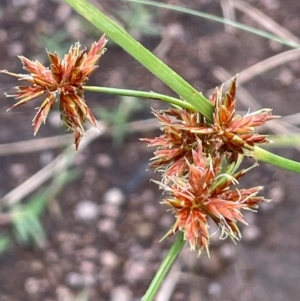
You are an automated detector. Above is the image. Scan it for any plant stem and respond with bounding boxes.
[142,232,185,301]
[253,146,300,173]
[83,86,196,111]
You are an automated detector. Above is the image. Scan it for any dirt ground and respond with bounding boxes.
[1,0,300,301]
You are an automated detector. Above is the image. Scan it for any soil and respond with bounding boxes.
[1,1,300,301]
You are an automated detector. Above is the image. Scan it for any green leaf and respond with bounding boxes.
[64,0,214,122]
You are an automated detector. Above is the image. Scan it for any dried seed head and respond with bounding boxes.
[1,35,108,149]
[142,76,275,254]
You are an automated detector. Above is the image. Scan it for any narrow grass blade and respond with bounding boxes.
[127,0,300,49]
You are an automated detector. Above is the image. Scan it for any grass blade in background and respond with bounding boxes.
[127,0,300,49]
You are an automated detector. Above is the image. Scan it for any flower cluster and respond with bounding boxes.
[1,35,108,149]
[143,78,277,254]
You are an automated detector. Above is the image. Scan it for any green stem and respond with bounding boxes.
[64,0,214,122]
[83,86,196,111]
[142,232,185,301]
[253,146,300,173]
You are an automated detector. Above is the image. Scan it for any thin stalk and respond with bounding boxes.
[142,232,185,301]
[253,146,300,173]
[83,86,196,111]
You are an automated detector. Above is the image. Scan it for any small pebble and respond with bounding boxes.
[219,243,237,264]
[199,250,223,276]
[277,68,294,86]
[7,41,24,57]
[100,204,120,219]
[40,151,54,166]
[0,29,8,42]
[80,246,98,259]
[207,282,222,300]
[96,153,113,168]
[124,260,148,284]
[21,8,37,23]
[55,3,72,22]
[30,260,44,272]
[103,188,125,206]
[9,163,26,178]
[242,225,262,244]
[110,286,132,301]
[66,272,84,288]
[56,285,74,301]
[135,222,154,239]
[74,200,99,221]
[98,219,115,233]
[48,111,62,128]
[269,184,284,204]
[80,260,95,274]
[99,251,119,269]
[24,277,49,295]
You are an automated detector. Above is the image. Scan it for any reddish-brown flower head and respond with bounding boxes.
[191,77,280,153]
[1,35,108,149]
[143,77,279,178]
[159,143,267,255]
[142,77,275,254]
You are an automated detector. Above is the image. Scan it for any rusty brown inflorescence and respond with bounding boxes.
[1,35,108,149]
[143,77,278,255]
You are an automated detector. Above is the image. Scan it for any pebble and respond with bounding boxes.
[100,204,120,219]
[74,200,99,221]
[242,225,262,244]
[99,250,119,269]
[103,188,125,206]
[207,282,222,300]
[219,243,237,264]
[158,214,174,228]
[55,3,72,23]
[0,29,7,42]
[96,153,113,168]
[277,68,294,86]
[21,7,37,23]
[80,260,95,274]
[7,41,24,57]
[79,246,98,259]
[199,250,223,276]
[39,151,54,166]
[123,260,148,283]
[135,222,154,240]
[48,111,62,128]
[56,285,74,301]
[142,203,158,220]
[30,260,44,272]
[110,286,132,301]
[9,163,26,178]
[97,219,115,233]
[66,272,84,288]
[269,184,284,204]
[24,277,49,295]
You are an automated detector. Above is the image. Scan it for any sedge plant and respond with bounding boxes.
[1,1,300,300]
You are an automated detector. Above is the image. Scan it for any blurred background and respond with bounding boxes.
[1,0,300,300]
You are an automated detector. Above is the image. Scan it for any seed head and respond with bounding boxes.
[159,144,267,255]
[1,35,108,149]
